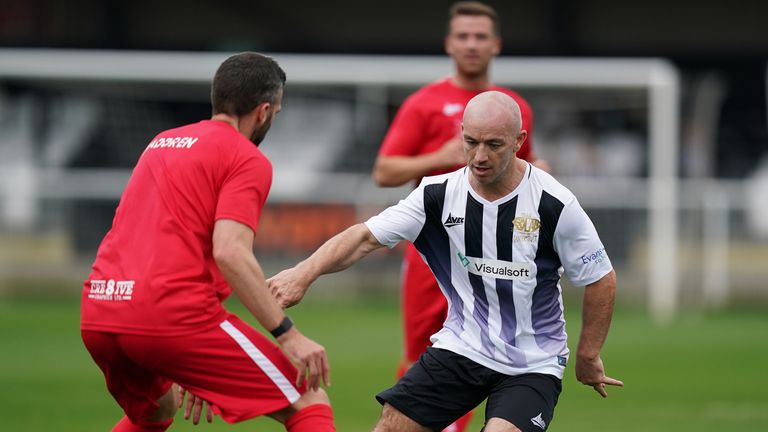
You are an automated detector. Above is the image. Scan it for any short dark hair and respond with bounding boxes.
[211,52,286,116]
[447,1,500,36]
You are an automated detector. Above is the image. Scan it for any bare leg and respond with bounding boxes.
[372,403,431,432]
[483,417,522,432]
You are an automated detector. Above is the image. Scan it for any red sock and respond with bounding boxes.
[113,415,172,432]
[442,410,474,432]
[285,403,335,432]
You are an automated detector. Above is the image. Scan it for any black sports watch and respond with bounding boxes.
[270,316,294,339]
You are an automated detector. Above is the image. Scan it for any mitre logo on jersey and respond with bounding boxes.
[88,279,134,302]
[444,213,465,227]
[442,102,464,117]
[458,253,535,280]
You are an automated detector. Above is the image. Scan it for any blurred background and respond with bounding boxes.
[0,0,767,430]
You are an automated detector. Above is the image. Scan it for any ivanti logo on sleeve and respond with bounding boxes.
[457,252,534,280]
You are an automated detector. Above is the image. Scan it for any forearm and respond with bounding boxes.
[577,270,617,359]
[295,223,383,283]
[373,154,446,187]
[217,244,285,331]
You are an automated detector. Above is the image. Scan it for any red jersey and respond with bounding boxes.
[379,77,535,182]
[81,120,272,336]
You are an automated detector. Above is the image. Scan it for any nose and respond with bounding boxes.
[473,144,489,162]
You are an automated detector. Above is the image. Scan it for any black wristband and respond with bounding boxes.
[269,316,293,339]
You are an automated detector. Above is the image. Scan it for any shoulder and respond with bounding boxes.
[403,78,453,103]
[528,165,575,206]
[493,86,532,112]
[421,167,463,185]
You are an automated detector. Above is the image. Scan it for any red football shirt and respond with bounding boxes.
[379,77,535,183]
[81,120,272,336]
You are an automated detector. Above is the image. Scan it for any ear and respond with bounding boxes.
[492,36,501,56]
[514,130,528,153]
[444,36,453,56]
[254,102,271,125]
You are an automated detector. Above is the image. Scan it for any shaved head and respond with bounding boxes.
[461,91,528,196]
[463,91,522,135]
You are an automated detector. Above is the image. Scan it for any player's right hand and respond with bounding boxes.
[268,268,309,308]
[277,327,331,391]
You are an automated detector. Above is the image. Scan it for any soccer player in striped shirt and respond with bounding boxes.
[270,91,622,431]
[374,3,548,430]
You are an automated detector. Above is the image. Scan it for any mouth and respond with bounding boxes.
[472,166,490,176]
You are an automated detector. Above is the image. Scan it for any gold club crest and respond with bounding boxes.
[512,214,540,233]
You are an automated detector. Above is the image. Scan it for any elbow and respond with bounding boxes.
[372,167,394,187]
[372,161,405,187]
[213,242,240,273]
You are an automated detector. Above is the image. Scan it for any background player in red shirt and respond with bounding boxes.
[80,53,335,432]
[372,3,550,431]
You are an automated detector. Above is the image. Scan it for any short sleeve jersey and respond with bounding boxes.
[81,120,272,336]
[379,78,535,184]
[364,165,613,378]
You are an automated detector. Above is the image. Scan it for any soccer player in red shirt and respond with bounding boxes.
[372,3,549,431]
[80,52,335,432]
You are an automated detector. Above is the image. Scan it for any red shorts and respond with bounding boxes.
[82,313,305,424]
[401,244,448,363]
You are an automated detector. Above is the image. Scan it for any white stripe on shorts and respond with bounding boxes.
[219,320,301,403]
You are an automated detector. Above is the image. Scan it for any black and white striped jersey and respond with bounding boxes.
[365,164,613,378]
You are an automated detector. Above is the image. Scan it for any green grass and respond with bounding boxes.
[1,294,767,431]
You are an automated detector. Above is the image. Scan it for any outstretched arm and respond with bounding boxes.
[575,270,624,397]
[269,223,385,308]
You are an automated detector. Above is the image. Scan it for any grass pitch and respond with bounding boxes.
[1,292,766,431]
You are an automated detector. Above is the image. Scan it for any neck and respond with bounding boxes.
[470,158,526,201]
[451,72,491,91]
[211,113,239,131]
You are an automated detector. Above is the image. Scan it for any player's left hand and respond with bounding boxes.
[268,268,309,308]
[176,384,214,425]
[575,354,624,398]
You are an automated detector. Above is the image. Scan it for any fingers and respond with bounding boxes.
[176,385,186,408]
[295,359,307,388]
[592,376,624,398]
[206,402,214,423]
[603,376,624,387]
[295,351,330,391]
[322,353,331,388]
[192,395,204,425]
[593,383,607,398]
[183,393,194,420]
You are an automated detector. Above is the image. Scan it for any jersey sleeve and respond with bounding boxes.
[364,183,427,247]
[378,95,426,156]
[215,154,273,234]
[553,197,613,286]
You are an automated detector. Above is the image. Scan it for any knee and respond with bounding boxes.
[295,387,331,408]
[268,388,331,424]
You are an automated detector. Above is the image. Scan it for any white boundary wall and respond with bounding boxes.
[0,49,681,322]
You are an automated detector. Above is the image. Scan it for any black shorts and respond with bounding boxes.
[376,347,562,431]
